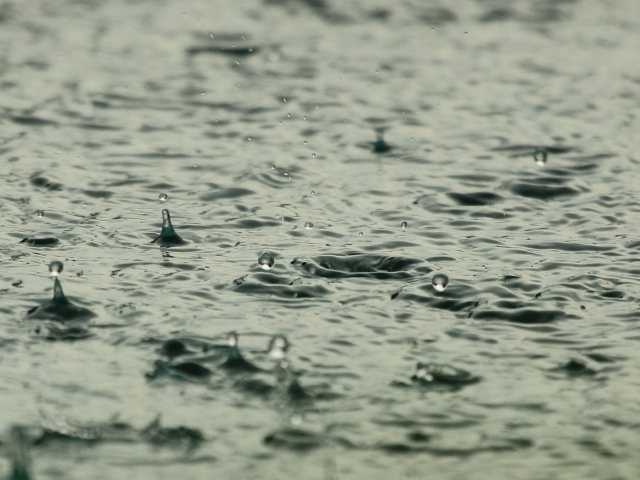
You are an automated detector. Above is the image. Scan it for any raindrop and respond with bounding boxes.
[311,153,316,157]
[49,261,63,277]
[303,141,307,145]
[284,171,289,177]
[247,137,252,141]
[209,32,214,38]
[304,222,314,229]
[310,191,316,195]
[359,232,364,236]
[464,31,468,35]
[158,193,168,202]
[36,210,44,217]
[258,251,275,270]
[432,273,449,292]
[271,164,276,170]
[534,148,548,166]
[283,98,287,103]
[431,28,434,31]
[401,221,408,229]
[268,335,290,360]
[227,331,238,347]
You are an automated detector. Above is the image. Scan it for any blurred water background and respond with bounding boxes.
[1,0,640,478]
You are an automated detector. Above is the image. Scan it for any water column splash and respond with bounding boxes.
[268,335,311,401]
[220,332,261,372]
[27,261,95,323]
[152,209,186,246]
[268,335,290,360]
[7,426,32,480]
[372,129,391,153]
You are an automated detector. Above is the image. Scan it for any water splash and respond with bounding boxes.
[48,260,63,277]
[432,273,449,292]
[220,332,261,372]
[151,209,186,246]
[373,130,391,153]
[258,251,275,270]
[6,426,32,480]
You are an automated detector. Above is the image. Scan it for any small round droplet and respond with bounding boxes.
[533,148,548,166]
[227,332,238,347]
[158,193,168,202]
[209,32,214,38]
[359,231,364,236]
[311,153,316,158]
[268,335,289,360]
[401,221,408,229]
[258,252,275,270]
[49,261,64,277]
[464,31,468,35]
[304,222,314,229]
[432,273,449,292]
[310,190,316,195]
[37,210,44,217]
[303,141,307,145]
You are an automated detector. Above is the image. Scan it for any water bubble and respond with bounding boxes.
[268,335,290,360]
[432,273,449,292]
[227,331,238,347]
[534,148,548,166]
[158,193,168,202]
[304,222,314,229]
[49,261,63,277]
[258,251,275,270]
[401,221,408,229]
[36,210,44,217]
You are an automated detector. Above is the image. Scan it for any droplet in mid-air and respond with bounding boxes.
[534,148,548,166]
[268,335,290,360]
[310,190,316,195]
[304,222,314,229]
[151,209,186,246]
[37,210,44,218]
[158,193,168,202]
[432,273,449,292]
[49,260,63,277]
[258,252,275,270]
[401,221,408,229]
[359,232,364,236]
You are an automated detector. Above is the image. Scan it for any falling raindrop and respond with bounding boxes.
[432,273,449,292]
[401,221,408,229]
[49,261,63,277]
[258,252,275,270]
[359,232,364,236]
[310,191,316,195]
[36,210,44,217]
[304,222,314,229]
[311,153,316,157]
[534,148,548,166]
[158,193,168,202]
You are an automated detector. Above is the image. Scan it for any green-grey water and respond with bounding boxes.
[1,0,640,478]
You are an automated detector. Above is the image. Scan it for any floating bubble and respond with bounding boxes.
[159,193,168,202]
[304,222,314,230]
[268,335,290,360]
[49,260,63,277]
[534,148,548,166]
[258,252,275,270]
[401,221,408,229]
[432,273,449,292]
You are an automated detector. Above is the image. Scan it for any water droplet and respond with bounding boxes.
[158,193,168,202]
[464,31,468,35]
[304,222,314,229]
[310,190,316,195]
[258,252,275,270]
[283,97,287,103]
[287,113,291,118]
[247,137,252,141]
[534,148,548,166]
[401,221,408,229]
[303,116,307,120]
[431,27,434,31]
[303,141,307,145]
[359,232,364,236]
[227,331,238,347]
[49,261,63,277]
[268,335,289,360]
[432,273,449,292]
[271,164,276,170]
[311,153,316,157]
[36,210,44,217]
[209,32,214,38]
[284,171,289,177]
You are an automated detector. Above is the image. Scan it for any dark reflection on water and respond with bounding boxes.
[1,0,640,478]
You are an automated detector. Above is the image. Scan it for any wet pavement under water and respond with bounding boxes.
[1,0,640,478]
